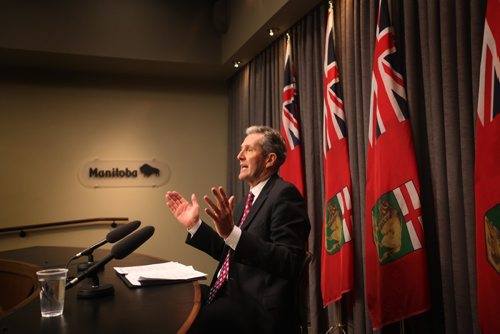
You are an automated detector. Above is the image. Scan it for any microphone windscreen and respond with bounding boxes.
[111,226,155,259]
[106,220,141,243]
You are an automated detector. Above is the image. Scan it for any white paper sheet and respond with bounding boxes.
[114,261,207,286]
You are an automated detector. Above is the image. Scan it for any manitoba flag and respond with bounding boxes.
[365,0,430,329]
[280,35,305,196]
[475,0,500,332]
[321,4,354,307]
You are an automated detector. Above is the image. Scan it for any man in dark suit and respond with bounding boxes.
[165,125,310,333]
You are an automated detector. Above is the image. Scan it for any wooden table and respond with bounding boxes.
[0,246,201,334]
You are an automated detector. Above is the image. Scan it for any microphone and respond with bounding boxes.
[66,226,155,290]
[71,220,141,260]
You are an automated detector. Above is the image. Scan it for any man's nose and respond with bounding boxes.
[237,150,244,160]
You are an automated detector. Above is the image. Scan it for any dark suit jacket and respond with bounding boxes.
[186,174,310,333]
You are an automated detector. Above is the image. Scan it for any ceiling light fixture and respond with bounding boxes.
[233,61,241,68]
[268,28,279,37]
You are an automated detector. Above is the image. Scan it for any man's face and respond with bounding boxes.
[237,133,269,187]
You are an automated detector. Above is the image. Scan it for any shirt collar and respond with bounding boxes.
[249,177,270,203]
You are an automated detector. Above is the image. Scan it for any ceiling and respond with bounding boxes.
[0,0,322,82]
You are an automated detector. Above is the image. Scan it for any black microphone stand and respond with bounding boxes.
[65,220,142,298]
[66,226,155,297]
[76,253,114,299]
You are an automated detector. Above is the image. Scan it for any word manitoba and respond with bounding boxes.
[89,167,137,178]
[88,164,160,178]
[79,159,169,188]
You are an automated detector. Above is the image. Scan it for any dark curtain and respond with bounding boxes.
[226,0,485,333]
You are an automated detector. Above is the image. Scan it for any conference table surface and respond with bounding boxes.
[0,246,202,334]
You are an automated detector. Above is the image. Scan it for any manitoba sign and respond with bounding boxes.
[78,159,170,188]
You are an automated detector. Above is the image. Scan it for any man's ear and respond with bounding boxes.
[265,153,277,168]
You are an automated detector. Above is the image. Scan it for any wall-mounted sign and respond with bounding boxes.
[78,159,170,188]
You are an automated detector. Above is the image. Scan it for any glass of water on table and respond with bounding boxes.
[36,268,68,317]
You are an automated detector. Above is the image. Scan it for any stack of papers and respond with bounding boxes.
[114,262,207,287]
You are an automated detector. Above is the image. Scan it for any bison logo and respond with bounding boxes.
[140,164,160,177]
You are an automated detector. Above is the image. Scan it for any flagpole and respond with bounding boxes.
[400,320,405,334]
[335,299,347,333]
[325,299,347,334]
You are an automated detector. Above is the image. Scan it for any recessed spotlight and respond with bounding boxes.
[233,61,241,68]
[268,28,279,37]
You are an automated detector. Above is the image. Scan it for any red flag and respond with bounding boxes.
[321,4,354,307]
[475,0,500,332]
[365,0,430,329]
[280,35,305,196]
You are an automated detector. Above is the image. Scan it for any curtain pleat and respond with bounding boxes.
[226,0,485,332]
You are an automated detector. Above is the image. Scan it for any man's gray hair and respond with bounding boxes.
[246,125,287,171]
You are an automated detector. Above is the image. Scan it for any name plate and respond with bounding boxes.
[78,159,170,188]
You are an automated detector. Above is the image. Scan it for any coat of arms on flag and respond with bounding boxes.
[325,187,352,255]
[485,204,500,274]
[371,180,423,265]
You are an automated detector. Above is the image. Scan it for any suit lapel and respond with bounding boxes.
[238,175,278,230]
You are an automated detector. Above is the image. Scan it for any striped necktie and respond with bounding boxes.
[207,192,254,303]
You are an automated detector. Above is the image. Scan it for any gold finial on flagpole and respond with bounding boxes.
[329,0,333,9]
[325,299,347,334]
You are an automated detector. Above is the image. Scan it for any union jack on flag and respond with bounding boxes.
[282,37,301,150]
[368,0,409,147]
[477,5,500,127]
[280,35,305,196]
[323,8,347,156]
